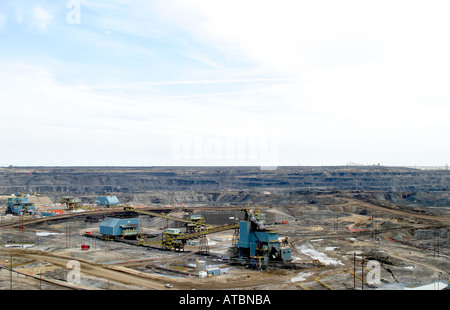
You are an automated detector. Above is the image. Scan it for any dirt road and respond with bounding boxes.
[339,197,450,225]
[0,247,295,290]
[0,248,175,290]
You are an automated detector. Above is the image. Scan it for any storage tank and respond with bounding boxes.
[196,260,207,271]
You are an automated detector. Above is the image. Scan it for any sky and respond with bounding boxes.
[0,0,449,167]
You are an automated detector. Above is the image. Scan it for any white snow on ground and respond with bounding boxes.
[4,244,34,248]
[290,271,313,282]
[377,281,448,290]
[296,243,343,266]
[35,232,61,236]
[404,281,448,290]
[325,247,338,251]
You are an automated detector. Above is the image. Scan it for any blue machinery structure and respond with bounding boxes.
[6,196,36,216]
[233,209,292,269]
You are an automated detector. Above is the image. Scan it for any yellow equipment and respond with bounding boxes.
[60,196,81,211]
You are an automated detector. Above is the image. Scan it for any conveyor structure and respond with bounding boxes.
[98,206,214,251]
[96,207,292,269]
[130,208,208,232]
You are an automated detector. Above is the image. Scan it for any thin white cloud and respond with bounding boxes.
[1,1,449,166]
[73,77,297,91]
[183,50,222,69]
[170,0,450,75]
[0,63,289,165]
[15,9,22,24]
[1,59,448,166]
[0,11,6,29]
[80,1,168,39]
[163,3,450,124]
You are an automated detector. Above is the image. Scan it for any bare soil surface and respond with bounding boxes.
[0,166,448,290]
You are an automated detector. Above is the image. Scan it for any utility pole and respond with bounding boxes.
[371,214,375,240]
[21,214,24,248]
[334,209,338,231]
[434,231,438,258]
[65,223,71,248]
[361,254,365,291]
[437,230,440,258]
[10,252,13,290]
[353,252,356,290]
[438,233,440,258]
[69,223,71,248]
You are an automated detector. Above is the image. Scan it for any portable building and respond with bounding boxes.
[96,196,120,207]
[100,217,140,237]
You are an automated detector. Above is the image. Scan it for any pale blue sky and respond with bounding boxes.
[1,0,449,167]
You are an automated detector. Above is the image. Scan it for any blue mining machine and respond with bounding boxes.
[232,209,292,269]
[6,195,36,216]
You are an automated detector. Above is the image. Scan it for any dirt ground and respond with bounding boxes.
[0,195,448,290]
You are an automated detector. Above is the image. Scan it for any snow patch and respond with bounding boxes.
[296,243,343,266]
[325,247,338,251]
[36,232,61,236]
[291,271,312,282]
[4,244,34,248]
[404,281,447,290]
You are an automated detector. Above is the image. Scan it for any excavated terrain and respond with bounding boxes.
[0,166,449,194]
[0,166,448,291]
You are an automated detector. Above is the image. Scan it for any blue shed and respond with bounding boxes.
[100,217,140,237]
[206,267,221,276]
[96,196,120,207]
